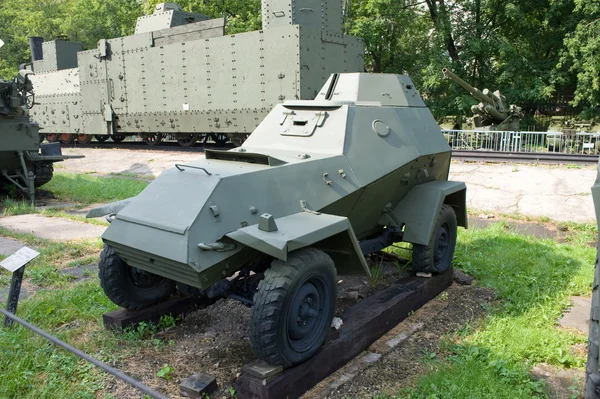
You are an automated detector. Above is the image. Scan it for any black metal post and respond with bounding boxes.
[4,265,25,328]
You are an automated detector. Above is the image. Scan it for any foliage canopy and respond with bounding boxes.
[0,0,597,117]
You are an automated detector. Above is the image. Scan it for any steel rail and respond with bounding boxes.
[0,307,170,399]
[452,150,599,165]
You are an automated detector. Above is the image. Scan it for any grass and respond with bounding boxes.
[0,228,103,287]
[0,217,595,397]
[1,198,36,216]
[41,172,148,204]
[0,282,120,399]
[388,222,595,398]
[1,172,147,220]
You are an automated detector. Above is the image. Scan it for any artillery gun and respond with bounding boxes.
[0,40,80,203]
[443,68,523,131]
[87,73,467,366]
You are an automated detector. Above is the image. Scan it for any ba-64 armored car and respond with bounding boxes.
[88,73,467,366]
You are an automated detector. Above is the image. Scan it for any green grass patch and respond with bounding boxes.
[1,198,36,216]
[41,173,148,204]
[0,282,121,399]
[0,228,102,287]
[394,222,594,398]
[0,222,594,398]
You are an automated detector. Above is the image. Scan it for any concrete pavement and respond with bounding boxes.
[59,147,597,223]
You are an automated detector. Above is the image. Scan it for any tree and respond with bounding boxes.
[143,0,261,34]
[345,0,433,75]
[561,0,600,108]
[0,0,142,78]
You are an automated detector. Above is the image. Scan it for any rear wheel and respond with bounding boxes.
[59,133,74,145]
[249,247,337,367]
[412,204,457,274]
[98,245,176,310]
[95,135,109,143]
[111,135,126,143]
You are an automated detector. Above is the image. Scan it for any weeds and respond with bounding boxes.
[1,198,35,216]
[398,222,594,397]
[41,172,147,204]
[156,364,174,380]
[369,258,384,286]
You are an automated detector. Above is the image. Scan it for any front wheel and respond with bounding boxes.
[412,204,457,274]
[249,247,337,367]
[98,245,176,310]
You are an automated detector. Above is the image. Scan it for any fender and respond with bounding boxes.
[386,180,467,245]
[226,212,371,277]
[85,199,132,219]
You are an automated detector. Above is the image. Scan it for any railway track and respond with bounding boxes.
[452,150,599,165]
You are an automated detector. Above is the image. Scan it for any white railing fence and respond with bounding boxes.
[441,130,600,154]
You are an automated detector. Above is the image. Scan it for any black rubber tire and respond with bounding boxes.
[98,245,176,310]
[33,162,54,188]
[585,243,600,398]
[412,204,457,274]
[177,282,205,298]
[95,135,109,143]
[249,247,337,367]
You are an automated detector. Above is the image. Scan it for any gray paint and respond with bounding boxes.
[28,0,364,138]
[92,73,466,289]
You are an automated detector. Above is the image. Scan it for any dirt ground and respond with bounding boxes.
[101,260,494,399]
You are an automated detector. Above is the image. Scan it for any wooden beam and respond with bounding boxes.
[103,296,213,330]
[235,269,453,399]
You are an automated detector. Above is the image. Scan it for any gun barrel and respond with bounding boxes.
[442,68,493,105]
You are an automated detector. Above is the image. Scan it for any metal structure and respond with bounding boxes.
[0,39,79,202]
[27,0,364,147]
[87,73,467,366]
[442,129,600,154]
[586,160,600,398]
[442,68,523,132]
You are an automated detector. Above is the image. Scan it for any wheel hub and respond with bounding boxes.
[128,267,163,288]
[434,222,450,263]
[286,277,329,352]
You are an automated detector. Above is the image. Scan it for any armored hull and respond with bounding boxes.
[89,73,467,366]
